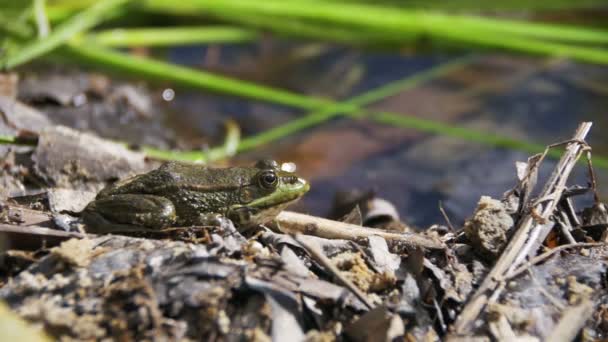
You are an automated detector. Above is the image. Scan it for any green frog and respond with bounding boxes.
[82,160,309,233]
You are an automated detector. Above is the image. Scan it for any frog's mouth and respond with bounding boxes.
[228,177,310,226]
[248,178,309,210]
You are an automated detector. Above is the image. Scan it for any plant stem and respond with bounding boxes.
[237,56,474,152]
[86,26,258,47]
[62,43,334,110]
[143,0,608,64]
[3,0,131,69]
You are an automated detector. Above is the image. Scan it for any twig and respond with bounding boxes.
[563,197,581,227]
[433,298,447,334]
[293,234,375,310]
[438,201,455,231]
[0,223,87,239]
[275,211,444,250]
[557,211,577,244]
[452,122,593,334]
[585,149,600,203]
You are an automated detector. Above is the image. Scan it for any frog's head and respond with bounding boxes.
[228,160,310,226]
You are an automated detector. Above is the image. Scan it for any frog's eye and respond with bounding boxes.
[258,170,278,189]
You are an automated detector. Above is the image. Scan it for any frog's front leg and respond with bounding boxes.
[82,194,177,233]
[190,212,233,227]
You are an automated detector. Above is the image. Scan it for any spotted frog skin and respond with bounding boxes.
[82,160,309,233]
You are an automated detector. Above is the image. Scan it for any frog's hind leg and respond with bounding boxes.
[82,194,176,234]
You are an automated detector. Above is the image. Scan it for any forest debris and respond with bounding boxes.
[365,198,400,223]
[503,242,605,281]
[110,85,152,117]
[487,303,538,328]
[453,122,593,335]
[330,191,409,232]
[19,74,87,106]
[262,231,355,258]
[0,73,18,98]
[280,247,310,277]
[0,95,52,134]
[0,300,50,342]
[367,236,400,274]
[245,277,305,341]
[50,238,96,267]
[1,203,54,228]
[546,299,594,342]
[340,205,363,225]
[331,251,396,293]
[582,202,608,226]
[295,234,375,310]
[488,313,539,342]
[1,119,607,340]
[275,211,444,250]
[33,125,147,187]
[566,275,594,305]
[463,196,514,259]
[47,188,97,213]
[344,306,404,342]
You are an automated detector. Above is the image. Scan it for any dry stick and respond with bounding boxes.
[586,149,600,203]
[439,201,456,231]
[275,211,445,250]
[0,223,88,240]
[2,210,445,249]
[452,122,593,335]
[557,211,577,244]
[293,233,375,310]
[521,143,591,259]
[546,299,594,342]
[564,197,581,226]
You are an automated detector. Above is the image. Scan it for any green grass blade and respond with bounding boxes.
[147,0,608,44]
[3,0,131,69]
[237,56,474,152]
[86,26,258,47]
[262,1,608,44]
[144,120,241,163]
[143,57,472,160]
[371,111,608,169]
[33,0,50,38]
[0,135,16,144]
[143,0,608,65]
[63,43,333,110]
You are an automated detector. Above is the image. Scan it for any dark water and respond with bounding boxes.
[164,44,608,227]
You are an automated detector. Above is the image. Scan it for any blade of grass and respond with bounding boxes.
[0,135,16,144]
[143,0,608,65]
[204,12,416,47]
[0,9,34,38]
[370,111,608,170]
[138,57,473,162]
[294,0,608,44]
[334,0,608,12]
[144,120,241,163]
[236,56,474,152]
[86,26,259,47]
[62,43,336,110]
[3,0,130,69]
[135,55,608,170]
[33,0,50,38]
[145,0,608,44]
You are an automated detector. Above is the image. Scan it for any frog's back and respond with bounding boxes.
[98,162,256,198]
